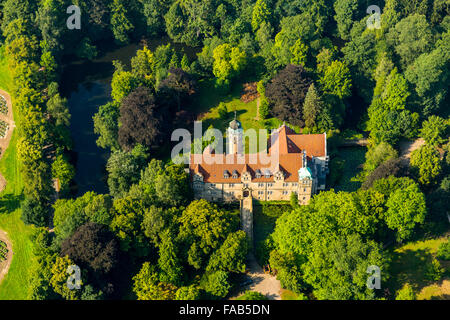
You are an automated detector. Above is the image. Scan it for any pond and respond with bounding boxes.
[60,39,198,196]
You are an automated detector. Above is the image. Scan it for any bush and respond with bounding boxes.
[362,158,407,189]
[395,283,416,300]
[237,291,268,300]
[425,259,444,281]
[363,142,398,174]
[436,240,450,261]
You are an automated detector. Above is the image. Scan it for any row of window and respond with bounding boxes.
[210,182,299,188]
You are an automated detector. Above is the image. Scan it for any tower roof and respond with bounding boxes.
[229,110,242,130]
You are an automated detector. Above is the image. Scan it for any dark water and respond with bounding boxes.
[60,39,199,196]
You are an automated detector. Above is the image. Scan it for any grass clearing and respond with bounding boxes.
[387,236,450,300]
[0,47,35,300]
[192,79,292,153]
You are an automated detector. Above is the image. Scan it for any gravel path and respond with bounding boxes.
[233,254,281,300]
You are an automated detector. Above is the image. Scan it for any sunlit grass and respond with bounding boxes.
[0,47,35,300]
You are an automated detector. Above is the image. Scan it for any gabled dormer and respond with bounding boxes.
[273,164,285,182]
[241,164,251,182]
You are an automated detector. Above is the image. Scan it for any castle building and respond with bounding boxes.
[189,118,328,205]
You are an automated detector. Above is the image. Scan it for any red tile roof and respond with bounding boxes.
[190,125,326,183]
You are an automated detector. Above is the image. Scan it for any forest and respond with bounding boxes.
[0,0,448,300]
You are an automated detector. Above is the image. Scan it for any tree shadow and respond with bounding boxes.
[0,193,23,214]
[387,248,435,293]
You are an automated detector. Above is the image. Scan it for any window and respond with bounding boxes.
[255,169,262,178]
[223,170,230,178]
[303,188,306,192]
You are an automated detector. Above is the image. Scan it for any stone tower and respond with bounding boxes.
[298,150,313,205]
[227,111,243,155]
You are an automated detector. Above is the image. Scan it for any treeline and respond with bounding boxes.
[1,6,74,226]
[268,175,430,299]
[1,0,449,300]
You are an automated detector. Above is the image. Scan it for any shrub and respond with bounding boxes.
[436,240,450,261]
[395,283,416,300]
[237,291,268,300]
[425,259,444,281]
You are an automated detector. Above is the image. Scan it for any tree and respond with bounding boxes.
[342,20,377,102]
[131,46,156,86]
[118,86,166,151]
[410,144,443,185]
[154,164,190,207]
[61,222,119,275]
[212,43,246,85]
[178,200,234,270]
[405,33,450,115]
[302,233,386,300]
[388,14,433,67]
[51,155,75,193]
[319,60,352,99]
[47,93,70,127]
[158,230,183,286]
[271,14,318,68]
[142,206,169,247]
[385,183,427,241]
[93,102,120,150]
[110,197,149,257]
[251,0,272,32]
[106,145,148,198]
[142,0,167,37]
[362,158,407,190]
[303,83,324,128]
[289,39,308,66]
[206,231,248,273]
[420,115,449,146]
[110,0,134,44]
[50,255,81,300]
[333,0,360,41]
[164,0,216,47]
[133,262,177,300]
[175,285,201,300]
[265,64,312,127]
[21,197,49,227]
[200,270,230,298]
[381,68,410,111]
[158,68,196,111]
[111,65,139,103]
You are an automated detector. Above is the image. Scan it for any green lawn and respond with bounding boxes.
[0,47,35,300]
[192,79,293,153]
[386,236,449,300]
